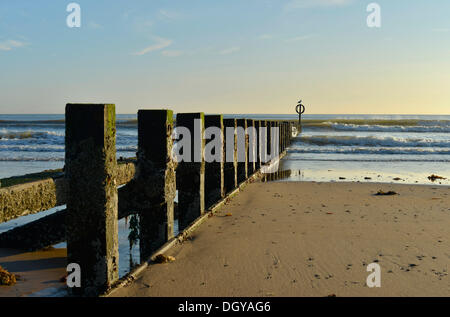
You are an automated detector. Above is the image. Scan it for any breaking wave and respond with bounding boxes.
[295,135,450,148]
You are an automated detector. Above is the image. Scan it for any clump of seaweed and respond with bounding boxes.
[0,265,16,286]
[428,174,446,182]
[154,254,176,264]
[375,190,398,196]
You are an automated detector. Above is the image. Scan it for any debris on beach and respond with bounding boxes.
[428,174,446,182]
[393,177,402,181]
[364,177,372,180]
[40,246,55,252]
[339,177,346,180]
[375,190,398,196]
[154,254,176,264]
[0,266,16,286]
[225,213,233,217]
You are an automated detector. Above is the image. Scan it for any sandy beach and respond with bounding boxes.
[0,248,67,297]
[111,181,449,297]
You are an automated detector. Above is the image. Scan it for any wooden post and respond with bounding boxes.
[176,113,205,230]
[137,110,176,261]
[65,104,119,296]
[247,119,256,176]
[267,121,272,163]
[223,119,237,193]
[236,119,248,183]
[277,122,282,154]
[204,115,224,210]
[254,120,261,171]
[259,120,267,166]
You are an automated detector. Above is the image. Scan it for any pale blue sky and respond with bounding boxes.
[1,0,449,114]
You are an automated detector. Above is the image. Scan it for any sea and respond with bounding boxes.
[1,113,449,278]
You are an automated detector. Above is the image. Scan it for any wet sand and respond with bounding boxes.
[0,248,67,297]
[111,181,449,297]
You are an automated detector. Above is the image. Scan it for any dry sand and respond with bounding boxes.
[112,181,449,297]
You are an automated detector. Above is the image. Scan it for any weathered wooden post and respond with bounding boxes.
[267,121,272,163]
[136,110,176,261]
[286,122,290,148]
[236,119,248,183]
[281,122,285,153]
[223,118,237,193]
[259,120,267,167]
[254,120,261,171]
[65,104,119,296]
[277,122,282,154]
[204,115,224,210]
[247,119,256,176]
[289,122,293,145]
[176,113,205,230]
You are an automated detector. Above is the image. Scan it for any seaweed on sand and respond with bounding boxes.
[375,190,398,196]
[0,266,16,286]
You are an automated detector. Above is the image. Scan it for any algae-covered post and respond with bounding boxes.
[254,120,261,170]
[247,119,256,176]
[236,119,248,184]
[137,110,176,261]
[266,121,272,164]
[223,118,237,194]
[176,113,205,230]
[204,115,225,210]
[259,120,267,166]
[65,104,119,296]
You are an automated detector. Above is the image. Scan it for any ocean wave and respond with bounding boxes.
[0,145,136,152]
[0,145,65,152]
[295,135,450,148]
[303,120,450,133]
[0,119,65,124]
[288,146,450,155]
[0,157,65,162]
[0,130,64,140]
[285,157,450,163]
[302,119,450,126]
[323,123,449,133]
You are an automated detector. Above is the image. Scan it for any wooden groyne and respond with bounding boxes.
[0,104,298,296]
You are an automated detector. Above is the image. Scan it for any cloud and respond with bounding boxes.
[432,28,450,33]
[161,50,183,57]
[258,34,274,40]
[0,40,27,51]
[219,46,240,55]
[285,0,353,10]
[158,9,179,20]
[88,22,102,29]
[285,34,316,42]
[133,37,172,56]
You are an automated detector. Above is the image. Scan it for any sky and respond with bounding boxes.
[0,0,449,115]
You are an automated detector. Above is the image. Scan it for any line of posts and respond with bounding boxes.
[64,104,295,296]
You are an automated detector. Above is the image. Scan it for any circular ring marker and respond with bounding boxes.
[296,104,305,115]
